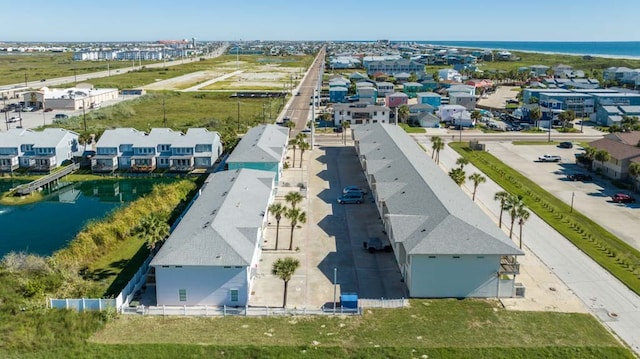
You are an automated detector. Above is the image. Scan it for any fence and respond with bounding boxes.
[49,254,153,312]
[358,298,408,308]
[49,298,116,312]
[123,305,361,317]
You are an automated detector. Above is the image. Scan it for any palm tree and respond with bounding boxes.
[285,207,306,251]
[285,191,303,209]
[470,110,482,124]
[285,120,295,133]
[398,104,410,124]
[135,212,169,251]
[628,162,640,191]
[298,140,311,168]
[516,205,530,249]
[583,146,597,165]
[529,106,542,129]
[558,110,576,130]
[594,149,610,173]
[505,194,524,239]
[288,138,299,167]
[468,173,486,201]
[341,121,350,145]
[271,257,300,308]
[448,167,466,186]
[430,135,441,159]
[621,115,639,132]
[494,191,510,229]
[268,203,286,250]
[456,157,469,169]
[431,136,445,164]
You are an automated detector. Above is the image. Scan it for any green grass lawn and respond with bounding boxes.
[64,299,632,358]
[398,123,426,133]
[3,301,622,358]
[0,53,135,86]
[449,142,640,296]
[51,91,285,135]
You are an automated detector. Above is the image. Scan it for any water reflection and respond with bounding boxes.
[0,179,161,256]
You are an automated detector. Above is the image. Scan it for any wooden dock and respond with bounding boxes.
[15,163,80,196]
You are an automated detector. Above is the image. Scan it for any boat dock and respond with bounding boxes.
[14,163,80,196]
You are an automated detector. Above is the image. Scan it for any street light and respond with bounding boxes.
[237,101,241,131]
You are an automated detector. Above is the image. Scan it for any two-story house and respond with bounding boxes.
[0,128,79,173]
[333,102,390,126]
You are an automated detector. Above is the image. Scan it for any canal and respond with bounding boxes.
[0,179,162,257]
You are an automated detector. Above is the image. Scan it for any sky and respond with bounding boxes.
[3,0,639,42]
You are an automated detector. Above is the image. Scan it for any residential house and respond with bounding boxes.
[588,132,640,179]
[151,168,276,307]
[352,124,523,298]
[364,59,424,76]
[417,92,442,109]
[226,124,289,183]
[349,72,369,82]
[355,82,377,105]
[418,78,438,91]
[92,128,222,173]
[596,105,640,127]
[394,72,412,83]
[447,84,475,96]
[451,111,475,128]
[0,128,79,172]
[329,86,348,103]
[376,82,395,97]
[438,68,462,82]
[402,82,423,98]
[438,104,467,123]
[528,65,550,77]
[386,92,409,108]
[449,93,477,111]
[333,102,390,126]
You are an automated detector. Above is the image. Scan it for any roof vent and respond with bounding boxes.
[222,191,227,196]
[421,228,426,232]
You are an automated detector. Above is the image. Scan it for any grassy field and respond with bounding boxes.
[0,298,632,358]
[0,53,139,86]
[51,91,285,135]
[425,51,640,76]
[449,142,640,297]
[82,55,311,90]
[398,123,426,133]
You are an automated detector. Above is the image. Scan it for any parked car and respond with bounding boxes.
[333,127,343,133]
[567,173,592,181]
[611,193,635,203]
[364,237,392,253]
[558,141,573,149]
[343,185,367,195]
[54,113,69,119]
[538,154,562,162]
[337,192,364,204]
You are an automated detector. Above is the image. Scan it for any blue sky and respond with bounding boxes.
[3,0,638,42]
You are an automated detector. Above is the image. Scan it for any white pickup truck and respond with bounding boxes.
[538,154,562,162]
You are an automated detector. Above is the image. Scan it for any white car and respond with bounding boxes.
[538,154,561,162]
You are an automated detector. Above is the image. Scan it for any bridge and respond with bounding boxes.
[14,163,80,196]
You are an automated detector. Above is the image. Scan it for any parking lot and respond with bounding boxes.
[250,133,407,309]
[485,141,640,251]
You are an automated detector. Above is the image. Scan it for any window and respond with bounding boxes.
[453,256,460,259]
[230,289,239,302]
[178,289,187,302]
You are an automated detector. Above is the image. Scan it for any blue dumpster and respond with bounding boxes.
[340,293,358,309]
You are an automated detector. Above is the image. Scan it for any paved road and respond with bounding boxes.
[413,134,640,356]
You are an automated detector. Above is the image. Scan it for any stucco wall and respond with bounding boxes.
[155,265,248,306]
[409,254,508,298]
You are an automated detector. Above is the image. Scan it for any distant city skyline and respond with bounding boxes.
[3,0,638,42]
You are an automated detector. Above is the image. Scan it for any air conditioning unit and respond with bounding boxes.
[515,283,526,298]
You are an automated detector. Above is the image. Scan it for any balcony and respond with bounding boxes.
[169,165,194,172]
[92,164,117,172]
[131,165,156,172]
[500,256,520,275]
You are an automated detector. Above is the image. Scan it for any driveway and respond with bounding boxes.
[250,133,407,310]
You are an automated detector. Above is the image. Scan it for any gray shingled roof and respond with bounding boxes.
[353,123,523,256]
[151,168,275,267]
[0,128,77,149]
[227,124,289,164]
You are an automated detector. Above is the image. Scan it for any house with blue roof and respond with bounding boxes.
[329,86,348,103]
[151,168,276,306]
[353,124,523,298]
[226,124,289,183]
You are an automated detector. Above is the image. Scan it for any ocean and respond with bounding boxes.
[414,41,640,59]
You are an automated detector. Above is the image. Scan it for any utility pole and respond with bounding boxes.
[24,72,28,87]
[82,99,87,132]
[237,101,240,131]
[163,95,167,127]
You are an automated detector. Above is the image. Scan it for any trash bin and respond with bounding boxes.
[340,293,358,309]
